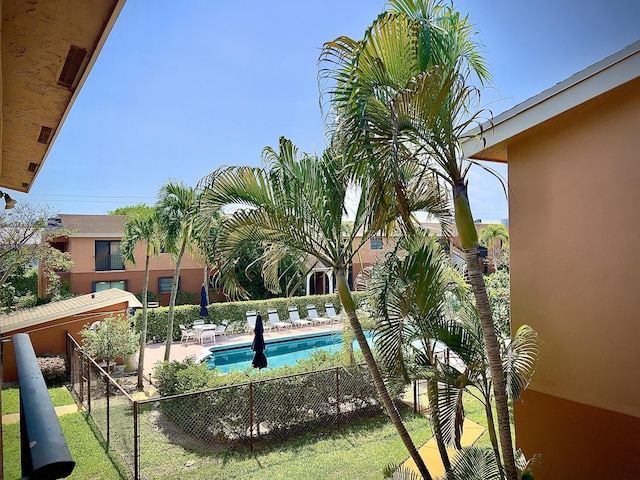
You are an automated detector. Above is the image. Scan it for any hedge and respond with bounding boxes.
[132,291,368,343]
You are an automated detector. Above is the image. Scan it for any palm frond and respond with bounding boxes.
[503,324,539,402]
[446,446,502,480]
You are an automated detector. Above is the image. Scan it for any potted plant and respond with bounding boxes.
[80,314,139,373]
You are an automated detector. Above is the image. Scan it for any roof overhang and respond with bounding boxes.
[0,288,142,335]
[0,0,126,193]
[462,40,640,162]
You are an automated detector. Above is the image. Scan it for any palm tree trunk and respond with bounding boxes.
[164,240,187,362]
[137,249,151,388]
[426,378,452,475]
[484,392,504,478]
[336,268,433,480]
[454,182,517,480]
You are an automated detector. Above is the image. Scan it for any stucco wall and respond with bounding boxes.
[508,78,640,477]
[1,301,130,382]
[60,236,204,301]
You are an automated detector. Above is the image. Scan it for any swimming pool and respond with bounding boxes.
[205,331,369,372]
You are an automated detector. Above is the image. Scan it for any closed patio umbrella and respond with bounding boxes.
[251,313,268,369]
[199,284,208,318]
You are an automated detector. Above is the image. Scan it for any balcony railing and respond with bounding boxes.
[95,254,125,271]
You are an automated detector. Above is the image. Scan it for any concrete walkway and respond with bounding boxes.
[402,418,486,477]
[2,403,83,425]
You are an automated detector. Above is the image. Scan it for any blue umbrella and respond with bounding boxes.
[199,284,208,317]
[251,313,268,369]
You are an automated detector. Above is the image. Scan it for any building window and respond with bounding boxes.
[95,240,125,271]
[93,280,126,292]
[370,237,383,250]
[159,276,179,294]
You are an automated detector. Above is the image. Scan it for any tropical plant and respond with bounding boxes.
[369,230,539,479]
[80,314,139,366]
[367,231,460,475]
[478,224,509,272]
[196,137,449,479]
[156,180,201,361]
[320,1,520,476]
[120,205,161,388]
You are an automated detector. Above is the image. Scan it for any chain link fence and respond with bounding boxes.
[67,333,382,479]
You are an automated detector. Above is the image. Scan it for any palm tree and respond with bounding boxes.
[197,137,450,480]
[368,231,459,476]
[156,180,200,362]
[320,2,519,477]
[369,231,539,479]
[120,206,161,388]
[478,224,509,272]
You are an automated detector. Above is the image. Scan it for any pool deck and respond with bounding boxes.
[142,322,345,379]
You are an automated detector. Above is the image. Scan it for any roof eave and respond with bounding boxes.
[462,39,640,162]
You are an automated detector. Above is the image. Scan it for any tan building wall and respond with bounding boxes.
[47,231,205,305]
[507,77,640,477]
[1,301,130,382]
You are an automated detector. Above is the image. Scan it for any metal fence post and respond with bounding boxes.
[335,367,340,418]
[413,380,418,413]
[106,374,110,446]
[133,400,139,480]
[249,381,254,452]
[87,357,91,414]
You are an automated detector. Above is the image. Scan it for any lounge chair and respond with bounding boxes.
[288,306,311,327]
[179,324,196,344]
[246,311,256,332]
[246,310,273,333]
[307,305,331,325]
[215,320,228,336]
[325,303,341,323]
[267,308,292,329]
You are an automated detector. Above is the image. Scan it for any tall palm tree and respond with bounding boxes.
[369,232,538,478]
[121,206,161,388]
[320,2,519,477]
[368,231,459,476]
[156,180,200,362]
[478,224,509,272]
[197,137,450,480]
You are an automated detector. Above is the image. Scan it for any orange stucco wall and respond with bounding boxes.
[1,301,130,382]
[508,78,640,476]
[55,236,204,303]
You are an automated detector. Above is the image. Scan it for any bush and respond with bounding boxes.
[37,355,67,386]
[153,351,380,446]
[133,292,366,343]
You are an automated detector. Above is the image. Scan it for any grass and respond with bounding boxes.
[137,407,435,480]
[2,385,75,414]
[1,381,497,479]
[2,412,125,480]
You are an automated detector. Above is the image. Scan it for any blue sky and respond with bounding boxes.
[17,0,640,221]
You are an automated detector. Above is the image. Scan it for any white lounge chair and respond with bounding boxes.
[215,320,228,336]
[288,306,311,327]
[267,308,292,329]
[307,305,331,325]
[325,303,341,323]
[244,310,271,333]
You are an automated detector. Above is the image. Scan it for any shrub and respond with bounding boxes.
[133,292,365,342]
[153,351,380,446]
[37,355,67,386]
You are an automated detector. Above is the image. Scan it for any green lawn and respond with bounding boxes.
[138,407,435,480]
[2,384,495,479]
[2,385,74,414]
[2,413,125,480]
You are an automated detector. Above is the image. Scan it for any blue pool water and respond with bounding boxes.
[205,331,370,373]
